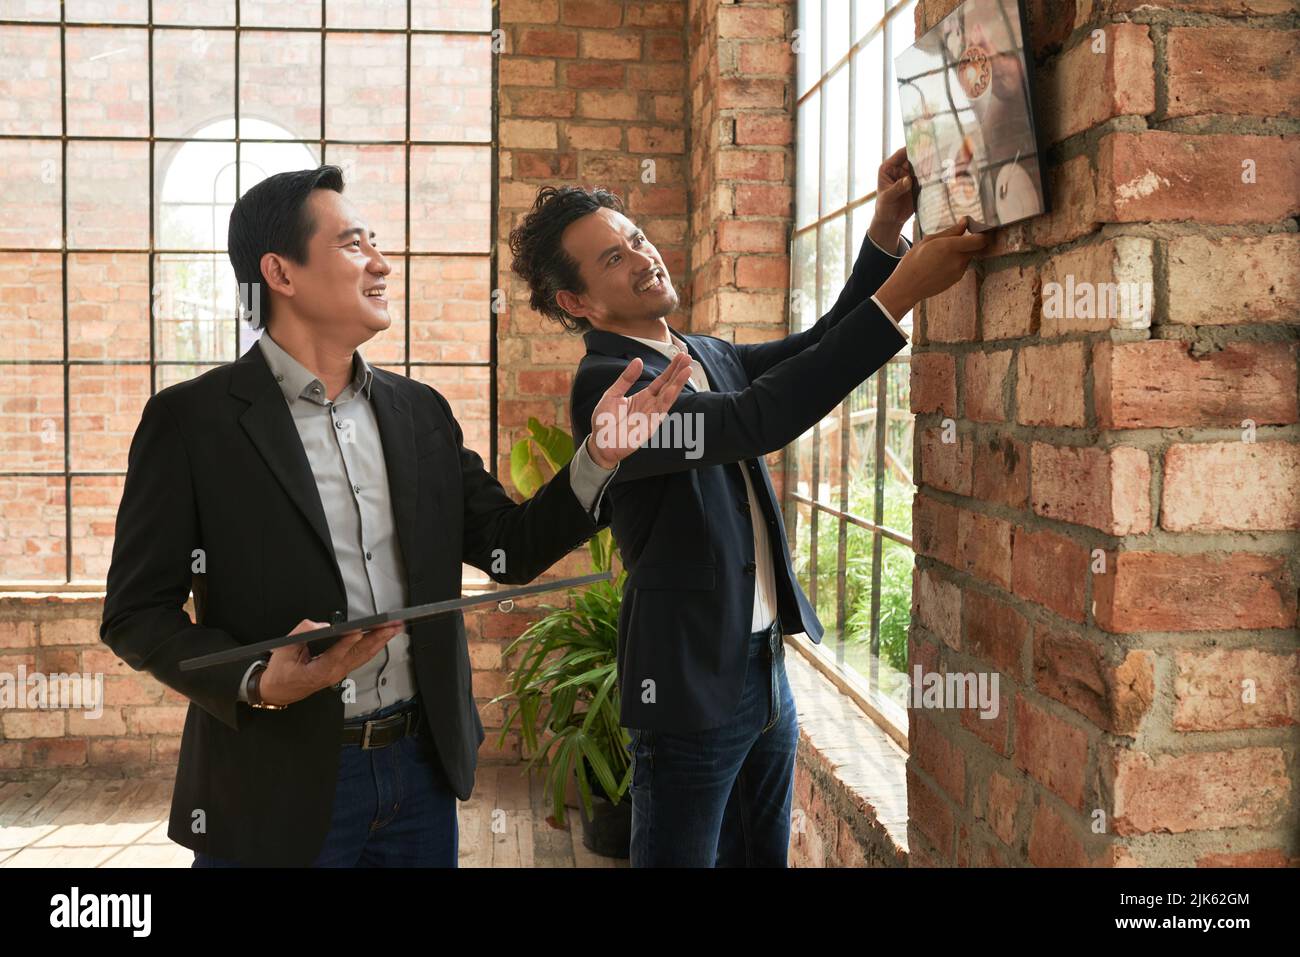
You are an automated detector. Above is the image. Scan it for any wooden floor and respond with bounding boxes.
[0,767,628,868]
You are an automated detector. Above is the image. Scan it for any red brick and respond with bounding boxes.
[983,771,1024,846]
[1033,623,1155,735]
[1094,551,1297,633]
[516,28,578,58]
[733,184,791,216]
[913,492,960,568]
[87,737,151,767]
[910,714,965,804]
[579,31,641,61]
[907,766,955,860]
[623,2,683,27]
[919,427,972,496]
[1094,340,1298,429]
[717,77,786,110]
[1166,27,1299,119]
[957,509,1013,590]
[1097,132,1300,225]
[500,58,556,87]
[963,588,1028,681]
[1162,441,1300,532]
[128,705,187,734]
[734,256,789,291]
[648,34,684,62]
[1012,527,1089,623]
[1042,24,1155,144]
[980,264,1039,341]
[563,61,625,88]
[734,114,793,146]
[1026,153,1101,249]
[576,91,639,121]
[1016,342,1086,427]
[738,41,794,76]
[717,149,784,182]
[718,6,785,39]
[1040,237,1154,336]
[922,271,977,344]
[1110,747,1289,834]
[505,89,575,118]
[716,220,785,253]
[23,737,86,768]
[1031,442,1151,535]
[910,352,956,416]
[960,681,1010,756]
[1027,800,1091,867]
[1196,849,1299,868]
[1166,234,1300,326]
[1014,697,1089,809]
[560,0,622,28]
[0,620,37,648]
[1174,648,1300,731]
[563,126,621,150]
[915,566,961,651]
[972,434,1029,510]
[500,0,559,24]
[962,349,1011,423]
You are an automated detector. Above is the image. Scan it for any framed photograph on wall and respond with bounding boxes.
[894,0,1050,235]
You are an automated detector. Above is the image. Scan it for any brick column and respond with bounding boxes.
[908,0,1299,866]
[496,0,690,480]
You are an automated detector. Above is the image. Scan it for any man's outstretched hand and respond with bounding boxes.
[588,351,694,469]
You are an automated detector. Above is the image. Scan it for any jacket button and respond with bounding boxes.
[743,561,756,575]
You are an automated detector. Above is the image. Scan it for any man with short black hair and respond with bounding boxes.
[101,165,692,867]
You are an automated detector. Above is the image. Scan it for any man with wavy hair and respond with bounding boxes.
[509,153,986,866]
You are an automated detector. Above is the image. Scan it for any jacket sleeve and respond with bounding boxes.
[430,388,597,585]
[100,392,254,732]
[571,294,908,486]
[733,230,910,380]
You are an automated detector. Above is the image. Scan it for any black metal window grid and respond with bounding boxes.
[785,0,918,736]
[0,0,498,588]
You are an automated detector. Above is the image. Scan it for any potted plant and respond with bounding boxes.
[492,418,632,858]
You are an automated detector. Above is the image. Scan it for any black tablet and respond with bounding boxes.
[178,571,613,672]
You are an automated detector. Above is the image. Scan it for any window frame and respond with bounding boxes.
[0,1,499,588]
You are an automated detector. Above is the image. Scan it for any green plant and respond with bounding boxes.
[493,418,628,827]
[794,473,914,676]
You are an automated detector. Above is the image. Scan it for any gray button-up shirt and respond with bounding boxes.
[239,331,615,719]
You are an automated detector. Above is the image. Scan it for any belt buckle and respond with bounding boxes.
[361,718,376,750]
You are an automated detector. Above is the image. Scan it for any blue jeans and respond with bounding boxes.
[192,698,459,868]
[628,623,799,867]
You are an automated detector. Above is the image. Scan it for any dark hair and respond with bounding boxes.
[508,185,625,333]
[227,165,345,330]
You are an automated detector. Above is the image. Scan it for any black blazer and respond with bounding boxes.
[101,339,600,866]
[570,235,908,734]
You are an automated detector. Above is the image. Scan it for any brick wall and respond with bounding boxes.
[907,0,1299,867]
[495,0,690,488]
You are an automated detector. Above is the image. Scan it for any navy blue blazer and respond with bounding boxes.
[570,232,910,733]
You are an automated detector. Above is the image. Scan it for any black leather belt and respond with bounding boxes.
[341,701,422,749]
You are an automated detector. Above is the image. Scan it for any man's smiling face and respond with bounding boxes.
[556,207,679,331]
[275,188,391,341]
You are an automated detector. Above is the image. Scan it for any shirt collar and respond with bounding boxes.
[258,330,373,406]
[624,328,692,361]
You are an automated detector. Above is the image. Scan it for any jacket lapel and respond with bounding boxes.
[367,372,421,590]
[230,341,341,583]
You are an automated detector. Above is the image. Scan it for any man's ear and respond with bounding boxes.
[555,289,587,320]
[260,252,293,300]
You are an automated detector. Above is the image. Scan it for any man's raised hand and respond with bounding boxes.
[588,352,694,469]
